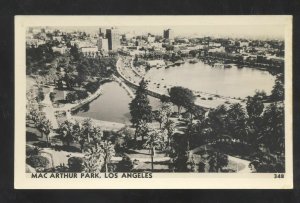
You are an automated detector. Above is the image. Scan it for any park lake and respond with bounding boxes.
[75,61,276,124]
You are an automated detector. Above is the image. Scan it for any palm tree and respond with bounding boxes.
[73,119,103,152]
[100,140,115,173]
[83,143,104,173]
[81,118,93,143]
[136,120,149,142]
[83,140,115,173]
[164,119,175,148]
[143,128,165,171]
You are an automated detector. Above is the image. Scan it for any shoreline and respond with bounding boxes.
[72,116,126,131]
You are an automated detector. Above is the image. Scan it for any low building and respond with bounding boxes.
[208,46,226,53]
[26,39,46,48]
[209,42,222,47]
[52,46,69,54]
[80,46,99,57]
[147,34,155,43]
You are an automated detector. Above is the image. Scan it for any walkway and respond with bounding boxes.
[111,74,135,99]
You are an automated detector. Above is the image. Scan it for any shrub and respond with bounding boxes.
[26,145,39,157]
[182,111,190,119]
[49,92,56,102]
[36,88,45,102]
[26,155,49,168]
[68,157,84,172]
[117,156,134,172]
[85,81,100,94]
[33,141,49,148]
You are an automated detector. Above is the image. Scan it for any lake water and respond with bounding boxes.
[75,62,276,123]
[144,62,276,98]
[75,82,160,124]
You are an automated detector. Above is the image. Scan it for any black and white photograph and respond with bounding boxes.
[14,16,293,189]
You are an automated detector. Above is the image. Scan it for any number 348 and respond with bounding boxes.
[274,174,284,178]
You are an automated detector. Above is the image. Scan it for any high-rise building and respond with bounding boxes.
[99,28,105,38]
[106,27,121,51]
[97,28,109,51]
[163,29,174,40]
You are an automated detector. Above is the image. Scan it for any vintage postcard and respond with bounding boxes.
[15,15,293,189]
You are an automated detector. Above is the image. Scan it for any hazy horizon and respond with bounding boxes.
[30,25,285,40]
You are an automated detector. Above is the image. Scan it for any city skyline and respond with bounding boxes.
[35,24,285,40]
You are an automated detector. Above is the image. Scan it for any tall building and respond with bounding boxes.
[106,27,121,51]
[97,28,109,51]
[99,28,105,38]
[163,29,174,40]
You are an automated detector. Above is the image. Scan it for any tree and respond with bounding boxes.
[160,94,170,103]
[187,104,205,121]
[36,116,52,147]
[246,94,264,143]
[250,151,284,173]
[66,91,78,103]
[100,140,115,172]
[207,152,229,172]
[171,133,189,172]
[225,103,249,142]
[68,157,84,172]
[83,140,115,173]
[260,103,284,154]
[26,155,50,169]
[70,44,80,61]
[169,86,196,114]
[271,74,284,101]
[154,103,172,129]
[76,90,89,100]
[49,92,56,102]
[36,87,45,103]
[164,119,175,148]
[117,156,134,172]
[83,143,104,173]
[73,119,103,152]
[135,120,149,142]
[143,128,165,171]
[246,95,264,119]
[85,81,100,94]
[58,120,76,147]
[129,78,152,140]
[83,119,103,143]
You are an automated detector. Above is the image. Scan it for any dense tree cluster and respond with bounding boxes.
[65,90,89,103]
[26,43,61,75]
[129,79,152,140]
[169,86,196,114]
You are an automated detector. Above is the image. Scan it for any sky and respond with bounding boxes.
[48,24,285,40]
